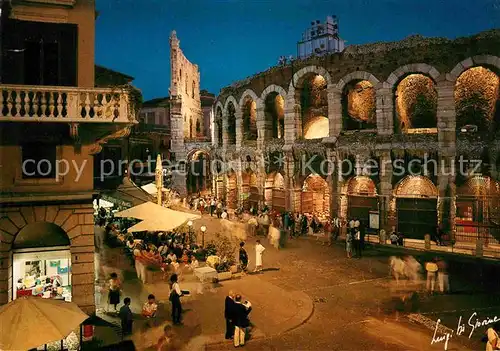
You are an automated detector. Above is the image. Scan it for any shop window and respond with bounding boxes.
[21,143,56,179]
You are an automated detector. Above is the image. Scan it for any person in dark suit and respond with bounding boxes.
[233,295,252,347]
[224,291,236,339]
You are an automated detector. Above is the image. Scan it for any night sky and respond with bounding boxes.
[95,0,499,100]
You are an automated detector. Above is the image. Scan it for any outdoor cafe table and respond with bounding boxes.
[194,266,217,283]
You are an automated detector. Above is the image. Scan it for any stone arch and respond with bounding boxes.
[336,71,380,91]
[239,89,261,108]
[301,174,330,216]
[225,99,237,145]
[261,84,287,102]
[385,63,441,89]
[13,222,69,250]
[187,149,211,195]
[214,104,224,146]
[224,95,239,114]
[288,65,333,95]
[262,86,286,140]
[395,175,438,198]
[264,171,286,211]
[449,55,500,82]
[215,101,224,114]
[346,176,378,196]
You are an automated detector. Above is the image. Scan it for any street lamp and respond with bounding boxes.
[187,220,193,243]
[200,225,207,248]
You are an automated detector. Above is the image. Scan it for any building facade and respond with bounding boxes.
[0,0,136,314]
[212,29,500,244]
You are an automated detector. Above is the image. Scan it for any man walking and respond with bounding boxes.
[239,242,249,273]
[224,291,236,340]
[425,258,439,293]
[119,297,133,338]
[436,257,449,293]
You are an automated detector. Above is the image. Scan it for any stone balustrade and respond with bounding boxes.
[0,84,135,123]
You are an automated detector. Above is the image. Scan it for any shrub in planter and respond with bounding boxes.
[193,249,207,262]
[205,243,217,256]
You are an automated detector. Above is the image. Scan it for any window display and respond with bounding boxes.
[13,249,71,301]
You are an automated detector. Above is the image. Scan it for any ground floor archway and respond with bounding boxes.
[455,176,500,243]
[242,171,259,210]
[301,174,330,217]
[395,175,438,239]
[187,150,211,196]
[346,176,378,229]
[226,171,238,209]
[264,172,286,213]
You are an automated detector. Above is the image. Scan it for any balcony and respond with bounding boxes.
[0,84,136,123]
[135,123,170,134]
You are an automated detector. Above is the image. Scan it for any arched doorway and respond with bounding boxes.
[12,222,72,301]
[226,171,238,209]
[301,174,330,216]
[395,175,438,239]
[341,79,377,131]
[187,150,211,195]
[242,171,259,210]
[346,176,378,229]
[456,176,500,243]
[265,172,286,212]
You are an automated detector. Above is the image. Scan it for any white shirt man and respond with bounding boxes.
[349,219,355,229]
[221,211,228,220]
[354,219,360,229]
[254,241,265,272]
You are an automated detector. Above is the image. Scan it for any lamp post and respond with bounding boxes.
[187,220,193,243]
[200,225,207,248]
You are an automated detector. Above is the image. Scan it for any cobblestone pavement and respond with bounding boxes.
[96,213,498,350]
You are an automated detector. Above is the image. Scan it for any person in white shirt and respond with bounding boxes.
[221,210,228,220]
[169,274,184,325]
[166,251,177,263]
[142,294,158,318]
[254,240,265,272]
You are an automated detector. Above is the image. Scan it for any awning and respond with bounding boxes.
[101,178,153,208]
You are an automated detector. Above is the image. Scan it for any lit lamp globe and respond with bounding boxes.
[187,220,193,227]
[200,225,207,248]
[200,225,207,233]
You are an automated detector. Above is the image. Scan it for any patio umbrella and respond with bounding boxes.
[0,296,89,350]
[126,212,200,233]
[114,201,171,220]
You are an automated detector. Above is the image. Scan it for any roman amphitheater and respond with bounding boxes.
[200,29,500,242]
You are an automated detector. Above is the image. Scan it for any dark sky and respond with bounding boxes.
[95,0,499,100]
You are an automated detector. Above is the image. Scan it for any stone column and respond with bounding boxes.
[437,78,456,158]
[236,160,243,208]
[235,109,243,152]
[284,93,298,145]
[256,105,265,150]
[379,151,393,233]
[375,85,393,135]
[437,156,456,239]
[283,150,293,211]
[222,110,229,151]
[170,97,187,197]
[328,86,342,138]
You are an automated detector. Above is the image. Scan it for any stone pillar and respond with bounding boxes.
[437,78,456,158]
[328,86,342,137]
[379,151,393,233]
[235,109,243,152]
[283,150,294,211]
[256,105,265,149]
[437,156,456,239]
[375,85,393,135]
[326,149,338,219]
[236,160,243,208]
[222,110,229,150]
[284,93,298,145]
[170,97,187,197]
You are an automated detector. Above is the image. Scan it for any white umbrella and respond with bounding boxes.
[114,201,169,220]
[0,296,88,350]
[127,213,200,233]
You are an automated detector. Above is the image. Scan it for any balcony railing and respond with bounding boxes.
[0,84,135,123]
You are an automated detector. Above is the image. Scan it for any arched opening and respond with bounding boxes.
[241,171,259,210]
[226,171,238,209]
[394,74,437,133]
[242,97,257,141]
[226,101,236,145]
[346,176,378,229]
[297,74,329,139]
[264,172,286,212]
[456,176,500,243]
[187,150,211,196]
[342,80,376,130]
[301,174,330,216]
[455,66,500,132]
[264,93,285,139]
[12,222,72,301]
[395,175,438,239]
[215,106,223,145]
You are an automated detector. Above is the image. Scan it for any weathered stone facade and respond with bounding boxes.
[212,29,500,242]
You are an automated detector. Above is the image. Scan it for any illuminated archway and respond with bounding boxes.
[242,171,259,209]
[345,176,378,227]
[341,80,376,130]
[394,74,437,133]
[294,73,330,139]
[455,66,500,131]
[301,174,330,216]
[394,175,438,239]
[263,93,285,139]
[226,171,238,209]
[241,97,257,141]
[456,176,500,243]
[187,150,211,195]
[264,172,286,212]
[13,222,70,250]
